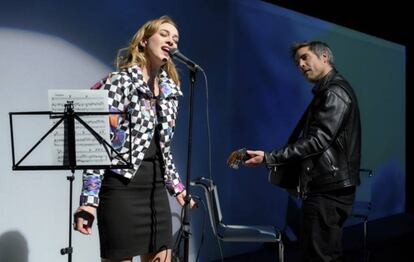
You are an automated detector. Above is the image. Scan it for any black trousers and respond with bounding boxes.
[301,186,355,262]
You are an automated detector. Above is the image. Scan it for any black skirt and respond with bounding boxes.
[97,139,172,259]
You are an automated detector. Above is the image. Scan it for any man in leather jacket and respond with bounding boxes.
[245,41,361,261]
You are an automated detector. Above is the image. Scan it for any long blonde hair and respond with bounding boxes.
[116,15,180,85]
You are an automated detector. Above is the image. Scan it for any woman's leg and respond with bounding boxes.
[101,258,132,262]
[141,249,172,262]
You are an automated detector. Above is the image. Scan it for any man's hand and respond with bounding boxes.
[244,150,265,166]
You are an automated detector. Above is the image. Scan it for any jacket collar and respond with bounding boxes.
[312,68,337,95]
[127,65,183,98]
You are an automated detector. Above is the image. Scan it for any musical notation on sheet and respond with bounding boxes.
[48,89,111,166]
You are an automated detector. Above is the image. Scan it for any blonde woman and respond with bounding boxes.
[74,15,195,262]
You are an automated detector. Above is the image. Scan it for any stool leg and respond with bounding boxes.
[363,218,368,262]
[277,241,284,262]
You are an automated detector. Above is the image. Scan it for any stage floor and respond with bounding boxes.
[218,213,414,262]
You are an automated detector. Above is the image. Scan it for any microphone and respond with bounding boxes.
[168,48,200,71]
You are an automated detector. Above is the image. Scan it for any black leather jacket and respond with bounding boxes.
[265,69,361,195]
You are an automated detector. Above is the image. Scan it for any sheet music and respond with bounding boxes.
[48,89,111,165]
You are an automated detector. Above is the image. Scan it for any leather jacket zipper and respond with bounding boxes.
[298,166,311,199]
[325,150,338,174]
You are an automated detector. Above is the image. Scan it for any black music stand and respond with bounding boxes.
[9,101,132,262]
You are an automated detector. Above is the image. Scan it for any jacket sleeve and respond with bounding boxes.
[265,86,351,167]
[162,98,185,196]
[80,169,105,207]
[163,148,185,196]
[80,73,132,206]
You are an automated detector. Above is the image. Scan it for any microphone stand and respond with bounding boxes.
[182,68,197,262]
[177,67,197,262]
[169,48,201,262]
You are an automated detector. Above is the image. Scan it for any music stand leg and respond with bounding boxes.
[60,171,75,262]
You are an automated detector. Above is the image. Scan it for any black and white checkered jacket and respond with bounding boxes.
[80,65,184,207]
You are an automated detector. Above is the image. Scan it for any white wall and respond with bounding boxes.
[0,28,115,261]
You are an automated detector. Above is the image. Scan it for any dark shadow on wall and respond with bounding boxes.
[0,230,29,262]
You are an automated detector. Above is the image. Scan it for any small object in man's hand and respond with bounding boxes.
[227,148,250,169]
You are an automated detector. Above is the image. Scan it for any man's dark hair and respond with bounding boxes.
[290,41,335,66]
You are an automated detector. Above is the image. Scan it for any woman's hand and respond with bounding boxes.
[73,205,96,235]
[176,190,197,208]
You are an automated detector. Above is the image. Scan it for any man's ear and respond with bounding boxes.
[321,52,329,63]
